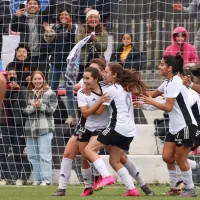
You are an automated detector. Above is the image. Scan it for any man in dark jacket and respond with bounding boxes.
[0,67,31,184]
[10,0,56,80]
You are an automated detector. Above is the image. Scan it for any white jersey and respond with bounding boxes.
[158,75,197,135]
[103,83,136,137]
[77,82,109,132]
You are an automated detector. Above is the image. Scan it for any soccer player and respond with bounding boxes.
[139,55,198,197]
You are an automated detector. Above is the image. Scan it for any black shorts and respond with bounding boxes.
[97,128,133,151]
[78,128,103,142]
[165,124,198,147]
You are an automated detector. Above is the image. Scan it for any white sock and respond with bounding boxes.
[168,170,178,188]
[117,167,135,190]
[124,159,145,187]
[181,168,194,189]
[175,165,183,183]
[58,158,73,189]
[187,159,197,169]
[93,158,110,178]
[92,164,100,176]
[81,168,92,188]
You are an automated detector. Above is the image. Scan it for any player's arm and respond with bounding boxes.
[183,75,200,94]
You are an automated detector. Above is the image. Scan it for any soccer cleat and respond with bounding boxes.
[141,184,155,196]
[51,189,66,196]
[94,176,115,191]
[122,188,140,196]
[80,187,94,196]
[173,181,185,191]
[179,187,197,197]
[93,175,102,190]
[161,188,182,196]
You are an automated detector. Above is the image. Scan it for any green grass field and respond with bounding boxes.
[0,186,199,200]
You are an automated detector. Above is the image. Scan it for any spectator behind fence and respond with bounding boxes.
[110,33,143,70]
[6,44,37,88]
[10,0,56,80]
[23,71,57,186]
[43,8,77,126]
[0,67,31,185]
[75,9,108,81]
[0,0,11,69]
[74,0,111,25]
[174,1,200,56]
[164,27,199,68]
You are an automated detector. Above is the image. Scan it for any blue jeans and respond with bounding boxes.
[26,133,53,183]
[49,64,76,117]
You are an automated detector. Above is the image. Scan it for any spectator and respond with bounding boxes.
[6,44,37,88]
[10,0,56,80]
[164,27,199,68]
[174,1,200,56]
[0,67,30,185]
[43,8,77,125]
[0,0,11,69]
[75,9,108,81]
[23,71,57,186]
[110,33,143,70]
[74,0,111,26]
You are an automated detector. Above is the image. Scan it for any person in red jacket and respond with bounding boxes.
[164,27,199,68]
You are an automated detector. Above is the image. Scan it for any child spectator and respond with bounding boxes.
[110,33,143,70]
[23,71,57,186]
[164,27,199,68]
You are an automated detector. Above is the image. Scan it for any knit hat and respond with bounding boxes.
[86,9,100,20]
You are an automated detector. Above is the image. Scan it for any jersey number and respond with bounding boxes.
[125,94,132,111]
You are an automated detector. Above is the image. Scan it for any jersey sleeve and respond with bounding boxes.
[103,86,116,106]
[157,81,165,93]
[77,89,87,107]
[166,77,182,98]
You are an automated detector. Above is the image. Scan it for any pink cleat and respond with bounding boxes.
[80,187,94,196]
[94,176,115,191]
[93,175,102,190]
[122,188,140,196]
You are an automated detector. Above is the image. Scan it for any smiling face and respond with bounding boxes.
[87,15,100,28]
[103,66,115,84]
[174,32,186,44]
[26,0,40,14]
[16,48,28,61]
[32,73,44,90]
[122,34,132,47]
[59,11,71,24]
[159,58,172,77]
[83,71,98,89]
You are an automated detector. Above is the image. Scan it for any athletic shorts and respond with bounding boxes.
[165,124,198,147]
[78,128,103,142]
[97,128,133,151]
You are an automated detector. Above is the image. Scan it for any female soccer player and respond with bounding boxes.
[84,62,147,196]
[139,55,198,197]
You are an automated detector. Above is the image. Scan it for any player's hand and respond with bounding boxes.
[101,93,110,103]
[140,93,154,105]
[173,1,184,11]
[133,101,144,108]
[182,75,191,87]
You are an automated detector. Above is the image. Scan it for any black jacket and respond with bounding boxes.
[110,45,143,70]
[48,24,76,66]
[10,0,56,54]
[75,0,111,23]
[1,85,27,126]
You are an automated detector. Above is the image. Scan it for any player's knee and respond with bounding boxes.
[162,154,174,164]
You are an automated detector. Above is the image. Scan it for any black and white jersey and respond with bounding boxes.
[158,75,197,135]
[77,82,109,132]
[103,83,136,137]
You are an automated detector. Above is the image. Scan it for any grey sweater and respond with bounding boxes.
[23,88,58,137]
[183,0,200,13]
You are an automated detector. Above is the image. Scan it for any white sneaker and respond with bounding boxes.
[16,179,23,186]
[0,179,6,186]
[32,181,40,186]
[40,181,51,186]
[65,116,77,125]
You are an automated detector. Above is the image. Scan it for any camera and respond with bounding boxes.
[9,76,17,82]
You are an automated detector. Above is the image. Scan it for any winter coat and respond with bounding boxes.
[110,45,143,70]
[164,27,199,66]
[23,88,58,137]
[75,24,108,67]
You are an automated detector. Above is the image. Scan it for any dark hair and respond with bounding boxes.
[107,62,146,93]
[163,54,184,75]
[84,67,101,81]
[27,0,40,6]
[90,58,106,70]
[121,33,133,42]
[15,44,31,60]
[189,62,200,77]
[6,65,16,72]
